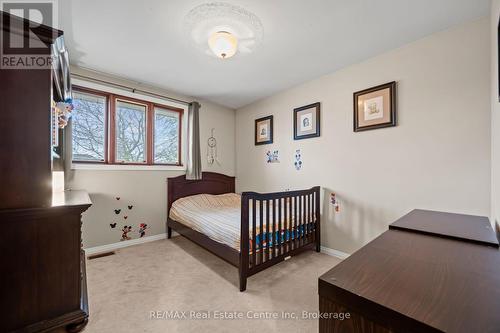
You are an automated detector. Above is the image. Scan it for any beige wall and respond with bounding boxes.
[235,18,491,254]
[492,1,500,228]
[69,68,236,248]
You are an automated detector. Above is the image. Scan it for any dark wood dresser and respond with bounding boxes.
[0,191,91,333]
[0,11,91,333]
[318,209,500,333]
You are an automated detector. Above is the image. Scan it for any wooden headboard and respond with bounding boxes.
[167,172,236,213]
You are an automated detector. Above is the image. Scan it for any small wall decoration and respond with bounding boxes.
[330,193,341,212]
[266,150,279,163]
[109,196,147,242]
[121,226,132,241]
[207,128,220,165]
[294,149,303,170]
[255,115,273,145]
[138,223,148,238]
[354,81,396,132]
[293,102,320,140]
[54,99,74,129]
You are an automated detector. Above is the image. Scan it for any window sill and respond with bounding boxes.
[71,163,186,172]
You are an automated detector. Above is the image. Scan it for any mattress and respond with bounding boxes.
[169,193,310,251]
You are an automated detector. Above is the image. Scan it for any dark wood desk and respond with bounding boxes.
[390,209,498,248]
[319,210,500,333]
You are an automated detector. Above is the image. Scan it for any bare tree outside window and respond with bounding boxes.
[72,92,106,161]
[155,108,179,164]
[71,88,182,166]
[115,101,146,163]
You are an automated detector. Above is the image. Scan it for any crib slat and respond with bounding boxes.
[305,194,309,243]
[271,199,275,259]
[278,198,282,256]
[299,195,303,247]
[293,196,297,250]
[288,196,292,252]
[252,199,256,268]
[259,199,264,265]
[301,195,304,244]
[265,199,270,261]
[308,193,311,243]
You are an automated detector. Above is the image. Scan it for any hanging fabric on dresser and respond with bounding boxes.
[186,102,202,180]
[51,36,74,188]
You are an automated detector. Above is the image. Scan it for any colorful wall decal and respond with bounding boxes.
[109,196,149,242]
[330,193,341,212]
[294,149,303,170]
[266,150,279,163]
[138,223,148,238]
[121,226,132,241]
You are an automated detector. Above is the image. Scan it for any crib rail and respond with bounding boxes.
[239,186,321,291]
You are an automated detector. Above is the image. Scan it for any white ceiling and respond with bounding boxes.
[59,0,490,109]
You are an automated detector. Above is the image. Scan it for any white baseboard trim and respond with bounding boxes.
[84,233,167,256]
[84,233,349,260]
[320,246,350,260]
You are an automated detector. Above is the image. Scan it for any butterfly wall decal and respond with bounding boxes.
[110,223,117,228]
[116,197,120,200]
[114,209,121,214]
[123,216,128,220]
[128,205,133,210]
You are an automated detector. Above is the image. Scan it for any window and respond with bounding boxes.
[115,100,147,163]
[154,107,180,164]
[71,87,183,167]
[72,91,107,162]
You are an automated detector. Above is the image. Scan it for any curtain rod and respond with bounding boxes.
[71,73,192,106]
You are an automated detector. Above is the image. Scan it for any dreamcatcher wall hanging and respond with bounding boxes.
[207,128,220,166]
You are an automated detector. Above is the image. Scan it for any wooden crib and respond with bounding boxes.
[167,172,321,291]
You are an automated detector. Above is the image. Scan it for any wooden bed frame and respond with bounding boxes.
[167,172,321,292]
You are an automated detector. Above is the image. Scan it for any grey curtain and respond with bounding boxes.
[51,36,73,189]
[186,102,202,180]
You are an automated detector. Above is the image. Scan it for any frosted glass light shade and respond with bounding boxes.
[208,31,238,59]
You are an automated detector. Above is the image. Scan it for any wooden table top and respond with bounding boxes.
[319,229,500,332]
[52,190,92,208]
[389,209,498,248]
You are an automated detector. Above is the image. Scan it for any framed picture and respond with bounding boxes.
[354,81,396,132]
[293,102,320,140]
[255,115,273,145]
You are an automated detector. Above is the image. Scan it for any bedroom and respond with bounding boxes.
[0,0,499,332]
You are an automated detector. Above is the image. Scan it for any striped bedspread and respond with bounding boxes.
[169,193,309,251]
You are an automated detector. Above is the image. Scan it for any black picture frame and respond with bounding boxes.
[353,81,397,132]
[293,102,321,140]
[254,115,273,145]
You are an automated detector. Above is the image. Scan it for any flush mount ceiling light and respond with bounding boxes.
[208,31,238,59]
[184,2,263,59]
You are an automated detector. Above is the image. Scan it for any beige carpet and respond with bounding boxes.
[83,236,341,333]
